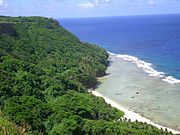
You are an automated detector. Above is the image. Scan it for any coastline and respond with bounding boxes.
[89,89,180,134]
[108,52,180,84]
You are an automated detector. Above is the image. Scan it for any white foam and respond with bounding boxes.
[91,90,180,134]
[108,52,180,84]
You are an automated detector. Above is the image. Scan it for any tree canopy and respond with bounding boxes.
[0,16,173,134]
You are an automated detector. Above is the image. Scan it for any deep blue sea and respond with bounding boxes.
[58,15,180,131]
[58,14,180,80]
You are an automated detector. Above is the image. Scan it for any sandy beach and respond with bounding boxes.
[90,90,180,134]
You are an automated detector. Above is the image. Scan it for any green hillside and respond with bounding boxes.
[0,16,173,134]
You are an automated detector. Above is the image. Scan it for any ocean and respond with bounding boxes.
[58,14,180,131]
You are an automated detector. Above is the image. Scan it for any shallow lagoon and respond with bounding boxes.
[95,54,180,131]
[60,14,180,132]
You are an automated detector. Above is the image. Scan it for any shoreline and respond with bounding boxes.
[108,52,180,84]
[89,90,180,134]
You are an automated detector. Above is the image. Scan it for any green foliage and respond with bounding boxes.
[81,119,175,135]
[48,115,82,135]
[0,16,174,135]
[4,96,52,132]
[0,109,30,135]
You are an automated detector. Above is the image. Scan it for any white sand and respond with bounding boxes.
[90,90,180,134]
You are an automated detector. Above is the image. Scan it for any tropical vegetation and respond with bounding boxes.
[0,16,174,134]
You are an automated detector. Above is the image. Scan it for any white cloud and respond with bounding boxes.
[78,2,94,8]
[95,0,98,6]
[149,0,155,5]
[105,0,109,2]
[0,0,3,6]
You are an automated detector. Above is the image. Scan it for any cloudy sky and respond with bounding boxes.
[0,0,180,18]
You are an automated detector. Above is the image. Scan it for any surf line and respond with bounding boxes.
[108,52,180,84]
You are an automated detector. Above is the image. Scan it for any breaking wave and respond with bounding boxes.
[109,52,180,84]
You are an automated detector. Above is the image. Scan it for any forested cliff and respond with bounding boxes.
[0,16,173,135]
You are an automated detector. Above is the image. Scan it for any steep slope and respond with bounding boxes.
[0,16,173,135]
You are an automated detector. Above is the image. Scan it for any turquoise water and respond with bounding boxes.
[59,14,180,131]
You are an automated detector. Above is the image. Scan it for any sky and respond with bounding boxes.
[0,0,180,18]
